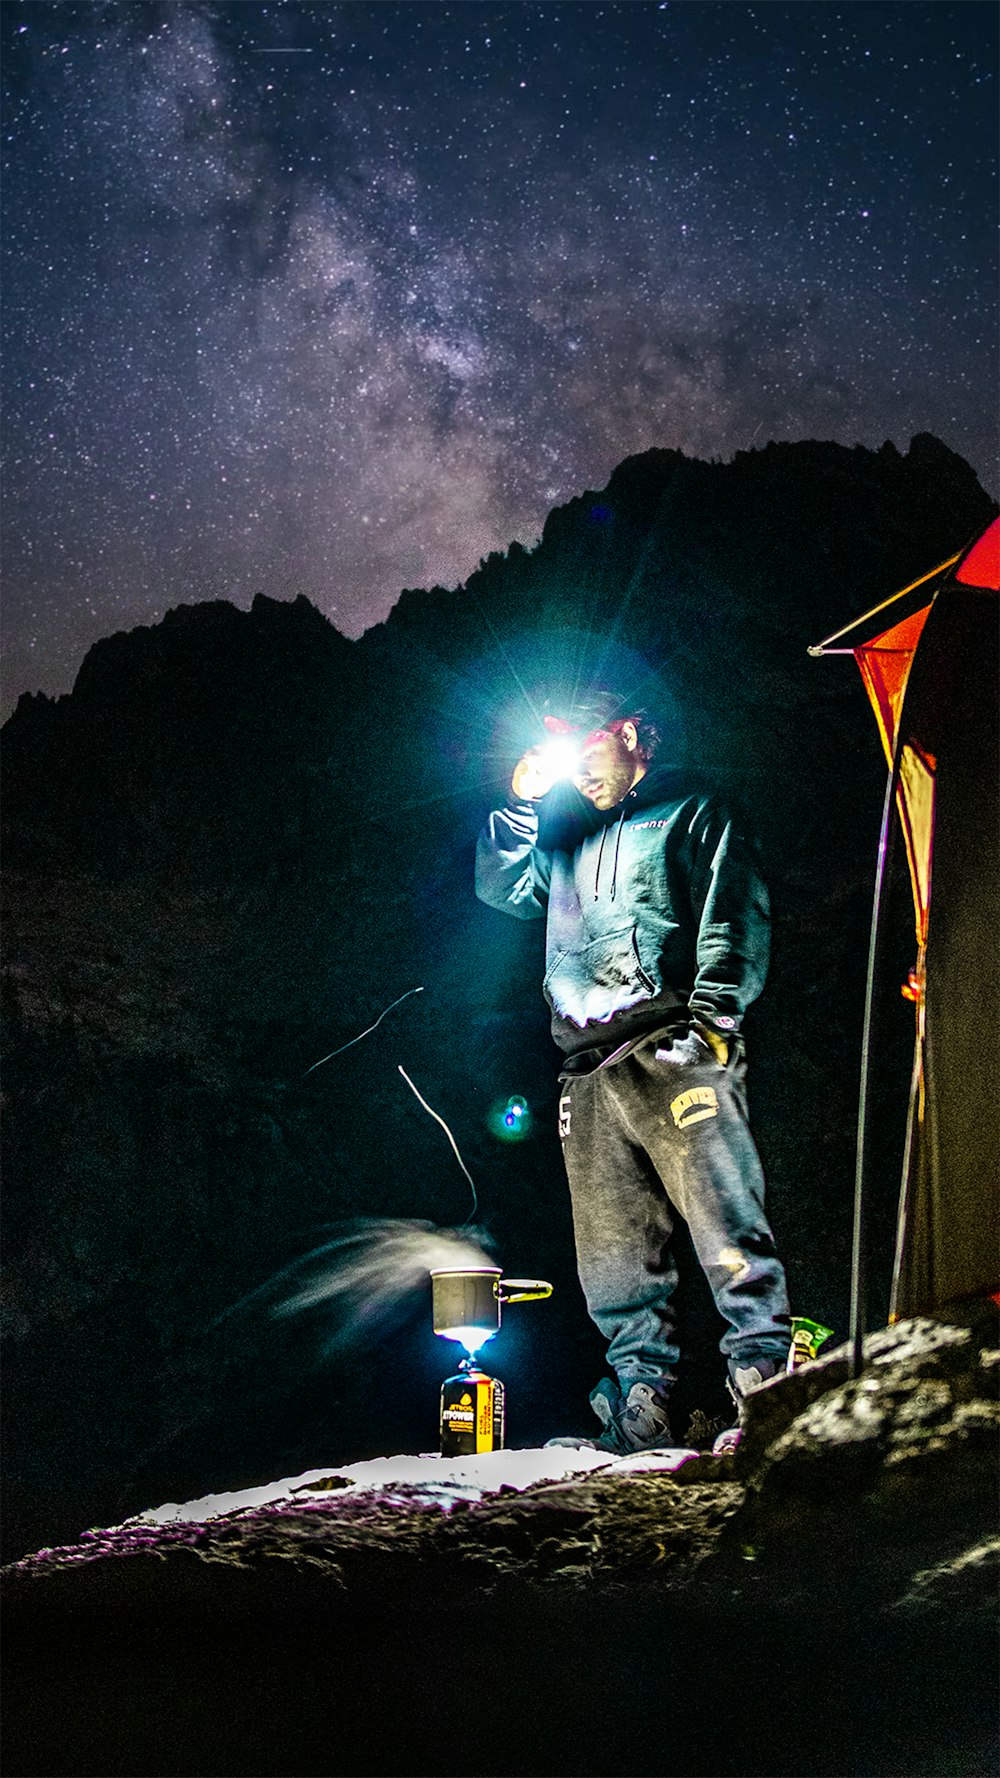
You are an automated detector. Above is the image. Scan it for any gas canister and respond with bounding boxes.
[439,1359,505,1456]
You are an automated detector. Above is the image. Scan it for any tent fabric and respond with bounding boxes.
[848,519,999,1320]
[954,515,999,589]
[894,739,935,954]
[887,579,1000,1317]
[853,605,936,949]
[853,605,934,769]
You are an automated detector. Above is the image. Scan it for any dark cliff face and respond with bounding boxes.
[2,434,995,1561]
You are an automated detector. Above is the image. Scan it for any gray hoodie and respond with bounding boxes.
[475,766,769,1056]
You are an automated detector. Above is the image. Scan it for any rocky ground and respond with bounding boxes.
[3,1314,997,1777]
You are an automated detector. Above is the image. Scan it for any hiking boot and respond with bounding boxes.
[604,1379,675,1454]
[712,1358,785,1455]
[546,1376,674,1455]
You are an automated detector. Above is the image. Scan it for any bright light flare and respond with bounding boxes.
[438,1324,498,1358]
[539,734,581,780]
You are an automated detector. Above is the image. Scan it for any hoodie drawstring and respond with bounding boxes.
[594,793,634,901]
[609,804,628,901]
[593,824,609,900]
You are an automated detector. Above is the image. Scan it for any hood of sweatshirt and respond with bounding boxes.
[535,763,689,855]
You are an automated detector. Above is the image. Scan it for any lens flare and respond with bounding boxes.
[487,1094,533,1142]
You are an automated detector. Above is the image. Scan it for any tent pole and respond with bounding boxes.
[851,752,902,1378]
[808,551,960,656]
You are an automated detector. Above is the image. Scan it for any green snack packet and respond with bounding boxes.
[787,1316,834,1371]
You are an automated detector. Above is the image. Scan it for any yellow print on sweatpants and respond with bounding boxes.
[670,1085,719,1129]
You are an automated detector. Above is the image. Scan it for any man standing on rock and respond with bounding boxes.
[475,695,791,1453]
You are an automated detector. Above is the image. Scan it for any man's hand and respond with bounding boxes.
[511,747,559,801]
[654,1023,730,1068]
[693,1021,730,1067]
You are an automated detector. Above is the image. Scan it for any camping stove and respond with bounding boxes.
[430,1267,552,1456]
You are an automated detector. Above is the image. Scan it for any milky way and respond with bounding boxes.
[2,1,996,710]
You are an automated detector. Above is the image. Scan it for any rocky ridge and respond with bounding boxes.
[4,1316,997,1776]
[7,1315,996,1619]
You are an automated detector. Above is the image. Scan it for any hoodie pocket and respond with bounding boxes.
[544,931,647,1002]
[543,924,653,1011]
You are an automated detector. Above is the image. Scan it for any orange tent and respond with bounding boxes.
[812,518,999,1327]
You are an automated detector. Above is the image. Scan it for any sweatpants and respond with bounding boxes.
[558,1026,791,1389]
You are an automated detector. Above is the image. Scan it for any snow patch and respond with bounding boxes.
[136,1443,699,1525]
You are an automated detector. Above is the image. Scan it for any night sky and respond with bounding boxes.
[2,1,996,713]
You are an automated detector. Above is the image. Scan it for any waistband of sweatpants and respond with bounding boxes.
[558,1020,689,1079]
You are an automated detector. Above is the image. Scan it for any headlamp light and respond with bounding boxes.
[538,734,581,780]
[539,715,582,780]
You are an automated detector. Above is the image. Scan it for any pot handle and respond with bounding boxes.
[494,1278,553,1304]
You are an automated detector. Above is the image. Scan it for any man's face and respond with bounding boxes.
[573,723,646,810]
